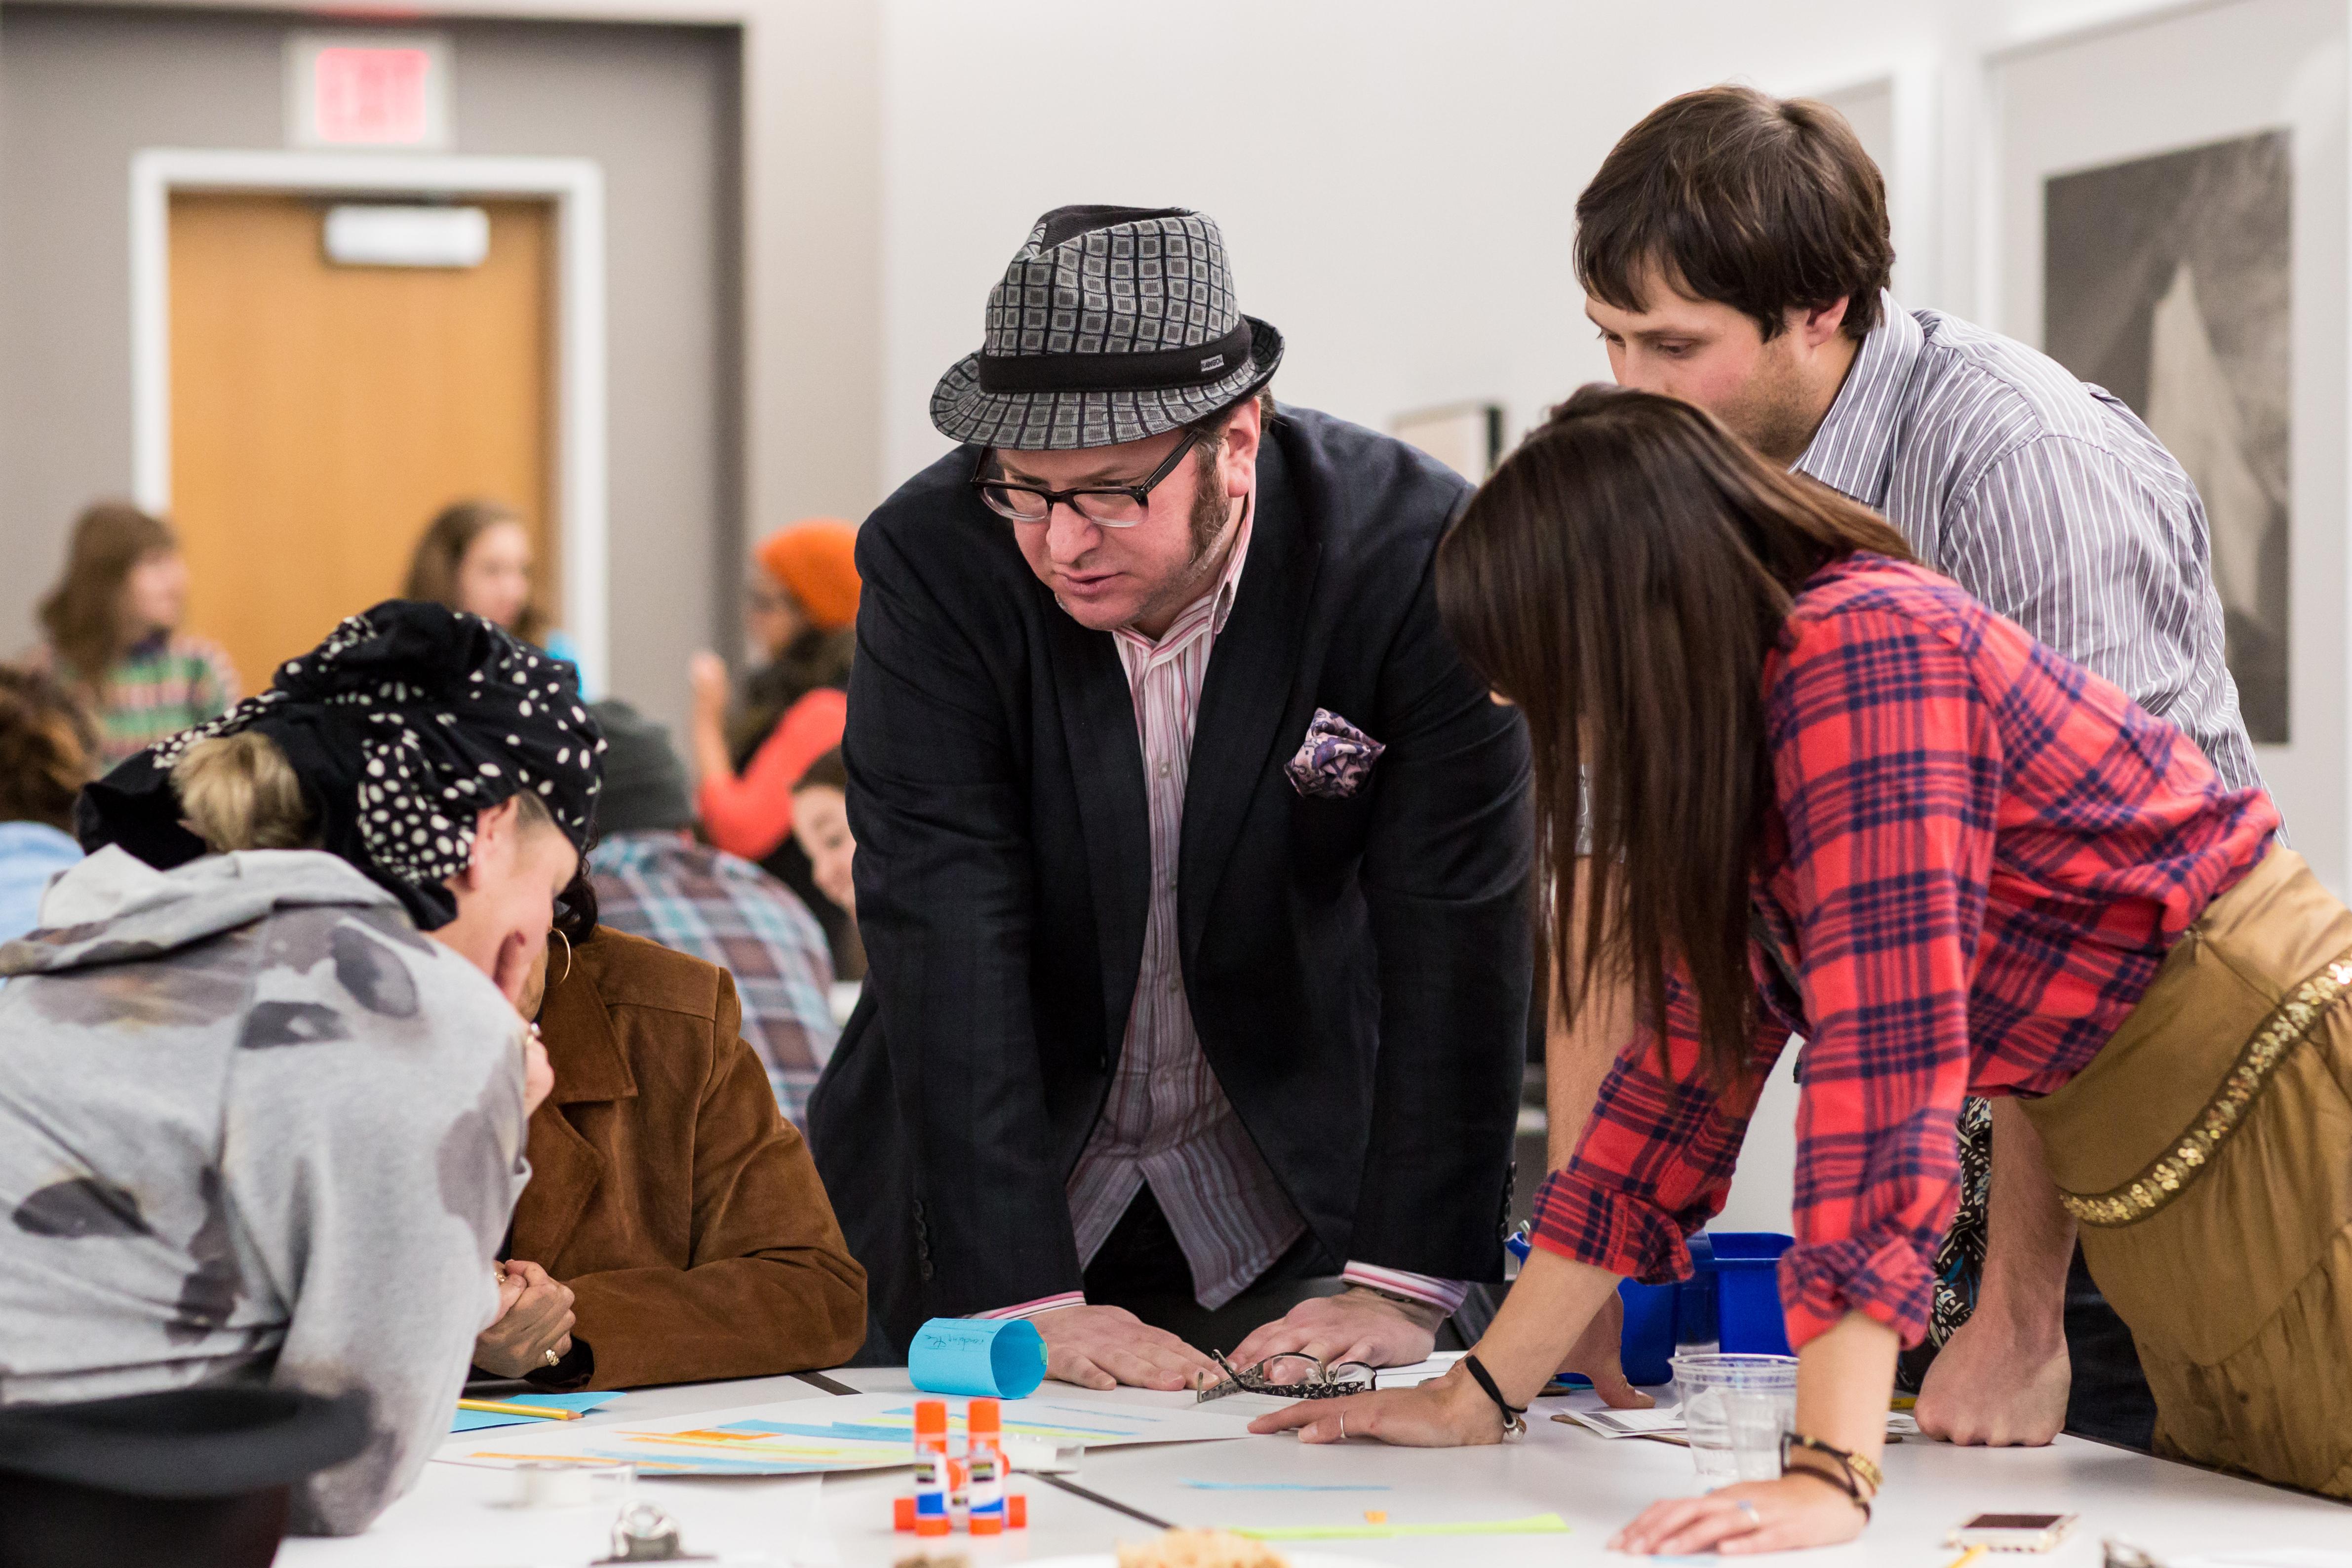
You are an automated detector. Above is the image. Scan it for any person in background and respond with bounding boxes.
[789,749,855,921]
[0,602,598,1535]
[404,499,586,676]
[1254,387,2340,1542]
[1552,84,2269,1450]
[586,699,843,1126]
[690,519,860,970]
[481,873,866,1390]
[0,668,95,942]
[694,518,860,781]
[27,502,237,768]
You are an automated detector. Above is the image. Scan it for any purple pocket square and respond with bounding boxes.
[1286,709,1385,799]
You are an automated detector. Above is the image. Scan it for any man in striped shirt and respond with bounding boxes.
[1558,86,2268,1449]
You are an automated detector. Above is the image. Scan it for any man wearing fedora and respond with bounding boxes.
[808,205,1537,1390]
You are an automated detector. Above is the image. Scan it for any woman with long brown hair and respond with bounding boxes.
[1252,386,2345,1547]
[28,502,237,767]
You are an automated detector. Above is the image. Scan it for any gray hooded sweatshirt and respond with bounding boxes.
[0,847,530,1534]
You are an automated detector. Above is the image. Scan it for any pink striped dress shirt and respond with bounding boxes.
[982,502,1468,1323]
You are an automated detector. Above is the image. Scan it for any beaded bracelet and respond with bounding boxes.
[1781,1432,1880,1521]
[1784,1432,1883,1494]
[1780,1463,1873,1521]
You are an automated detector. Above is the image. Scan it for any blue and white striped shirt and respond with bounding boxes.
[1796,294,2266,800]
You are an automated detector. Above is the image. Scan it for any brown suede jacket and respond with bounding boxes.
[509,928,866,1388]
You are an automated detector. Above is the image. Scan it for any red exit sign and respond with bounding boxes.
[287,33,451,150]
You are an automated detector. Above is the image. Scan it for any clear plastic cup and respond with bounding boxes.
[1670,1351,1797,1486]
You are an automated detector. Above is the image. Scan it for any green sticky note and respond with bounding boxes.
[1230,1512,1572,1541]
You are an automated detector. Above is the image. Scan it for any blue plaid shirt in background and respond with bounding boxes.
[588,830,838,1127]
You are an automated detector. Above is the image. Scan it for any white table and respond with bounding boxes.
[279,1367,2349,1568]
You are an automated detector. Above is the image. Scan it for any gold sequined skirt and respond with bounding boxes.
[2020,846,2352,1498]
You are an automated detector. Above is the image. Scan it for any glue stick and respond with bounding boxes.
[966,1398,1006,1535]
[912,1400,951,1536]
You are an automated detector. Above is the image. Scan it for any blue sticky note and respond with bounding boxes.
[451,1392,623,1433]
[907,1317,1047,1399]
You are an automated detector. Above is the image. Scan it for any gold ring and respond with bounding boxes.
[544,1347,562,1369]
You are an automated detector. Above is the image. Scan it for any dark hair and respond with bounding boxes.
[793,747,848,795]
[404,500,546,645]
[0,666,98,830]
[1575,85,1892,344]
[1435,384,1913,1087]
[729,628,856,765]
[38,502,179,697]
[554,862,599,944]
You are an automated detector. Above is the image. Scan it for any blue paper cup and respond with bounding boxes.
[908,1317,1048,1400]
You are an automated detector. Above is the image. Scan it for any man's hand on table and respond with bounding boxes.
[1228,1287,1443,1371]
[1915,1302,2070,1446]
[1033,1304,1218,1392]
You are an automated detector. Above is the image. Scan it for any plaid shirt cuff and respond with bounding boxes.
[975,1293,1086,1321]
[1528,1165,1693,1286]
[1781,1234,1936,1351]
[1340,1262,1469,1315]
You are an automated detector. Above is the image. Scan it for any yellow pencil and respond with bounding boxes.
[1943,1546,1988,1568]
[457,1398,582,1421]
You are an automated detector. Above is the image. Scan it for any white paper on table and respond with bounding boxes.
[435,1390,1255,1477]
[2173,1555,2352,1568]
[1562,1407,1691,1439]
[1369,1351,1464,1387]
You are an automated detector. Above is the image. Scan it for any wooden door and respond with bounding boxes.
[168,193,553,693]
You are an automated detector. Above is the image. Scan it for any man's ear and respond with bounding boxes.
[1798,295,1852,350]
[1218,397,1264,496]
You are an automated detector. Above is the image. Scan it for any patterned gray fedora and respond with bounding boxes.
[930,204,1284,451]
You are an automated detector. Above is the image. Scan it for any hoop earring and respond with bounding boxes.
[552,927,573,985]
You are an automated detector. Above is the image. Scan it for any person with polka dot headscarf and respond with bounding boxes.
[0,601,604,1537]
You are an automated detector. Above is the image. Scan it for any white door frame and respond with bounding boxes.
[129,148,609,694]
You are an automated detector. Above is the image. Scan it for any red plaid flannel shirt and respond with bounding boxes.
[1531,555,2278,1350]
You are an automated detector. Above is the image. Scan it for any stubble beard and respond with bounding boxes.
[1720,341,1824,468]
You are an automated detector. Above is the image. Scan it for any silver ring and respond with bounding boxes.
[1337,1413,1347,1441]
[1737,1501,1761,1523]
[544,1347,562,1368]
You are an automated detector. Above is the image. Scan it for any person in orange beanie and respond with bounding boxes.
[690,520,862,973]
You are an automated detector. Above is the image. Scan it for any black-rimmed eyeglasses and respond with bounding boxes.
[971,428,1206,527]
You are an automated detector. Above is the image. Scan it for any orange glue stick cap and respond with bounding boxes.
[913,1399,948,1451]
[968,1399,1002,1446]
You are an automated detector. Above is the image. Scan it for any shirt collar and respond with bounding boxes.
[1793,291,1922,508]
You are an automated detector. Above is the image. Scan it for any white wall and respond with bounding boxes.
[878,0,2239,1236]
[876,0,2187,483]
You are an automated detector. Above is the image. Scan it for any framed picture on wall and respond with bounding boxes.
[1392,402,1505,480]
[1993,0,2348,892]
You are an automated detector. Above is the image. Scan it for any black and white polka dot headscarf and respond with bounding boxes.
[79,601,605,930]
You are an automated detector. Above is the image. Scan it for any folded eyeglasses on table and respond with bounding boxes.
[1194,1350,1378,1403]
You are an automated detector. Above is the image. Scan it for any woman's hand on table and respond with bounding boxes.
[474,1259,576,1378]
[1610,1472,1868,1556]
[1227,1286,1443,1372]
[1247,1363,1506,1446]
[1557,1286,1654,1409]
